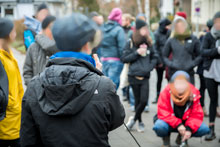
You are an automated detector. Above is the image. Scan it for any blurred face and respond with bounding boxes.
[43,22,54,40]
[9,27,16,41]
[214,18,220,31]
[166,24,171,30]
[36,9,49,22]
[93,16,104,26]
[175,21,186,34]
[140,26,149,36]
[173,79,188,94]
[122,17,130,27]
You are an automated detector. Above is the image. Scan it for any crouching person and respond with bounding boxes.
[20,13,125,147]
[153,71,210,147]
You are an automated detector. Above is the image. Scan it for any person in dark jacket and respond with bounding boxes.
[121,19,158,132]
[153,71,209,147]
[23,15,58,86]
[202,11,220,141]
[99,8,126,89]
[152,18,171,104]
[20,13,125,147]
[163,16,202,83]
[197,19,213,117]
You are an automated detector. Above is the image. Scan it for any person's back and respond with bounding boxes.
[20,13,125,147]
[100,20,125,58]
[23,16,58,86]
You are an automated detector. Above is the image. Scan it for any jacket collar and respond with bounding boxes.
[50,51,96,67]
[47,56,103,76]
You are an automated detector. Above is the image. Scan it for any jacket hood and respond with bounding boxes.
[159,18,171,34]
[37,58,103,116]
[103,21,120,32]
[35,34,59,56]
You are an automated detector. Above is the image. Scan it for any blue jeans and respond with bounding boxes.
[102,60,123,90]
[153,119,210,137]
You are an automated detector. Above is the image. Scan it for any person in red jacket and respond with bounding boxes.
[153,71,209,147]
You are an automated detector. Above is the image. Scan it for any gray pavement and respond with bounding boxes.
[12,49,220,147]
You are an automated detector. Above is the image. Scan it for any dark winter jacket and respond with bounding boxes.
[23,34,59,86]
[154,19,171,65]
[201,32,220,70]
[163,35,202,76]
[99,21,126,58]
[20,58,125,147]
[0,60,8,121]
[121,39,158,80]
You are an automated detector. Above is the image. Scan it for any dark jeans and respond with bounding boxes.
[206,78,219,123]
[131,79,149,122]
[156,67,164,99]
[0,139,20,147]
[199,74,206,107]
[153,119,210,137]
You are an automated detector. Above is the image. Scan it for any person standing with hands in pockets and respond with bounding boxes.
[121,19,158,133]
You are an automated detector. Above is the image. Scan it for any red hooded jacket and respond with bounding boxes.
[157,84,203,133]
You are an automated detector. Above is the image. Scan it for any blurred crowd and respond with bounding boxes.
[0,3,220,147]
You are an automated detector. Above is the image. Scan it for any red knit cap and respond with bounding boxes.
[176,12,187,19]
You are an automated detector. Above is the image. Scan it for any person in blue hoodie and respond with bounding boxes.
[99,8,126,89]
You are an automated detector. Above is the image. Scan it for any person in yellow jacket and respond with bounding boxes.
[0,18,24,147]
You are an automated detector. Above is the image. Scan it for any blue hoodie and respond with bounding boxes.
[99,21,126,58]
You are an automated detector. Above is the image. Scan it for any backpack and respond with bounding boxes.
[23,29,36,50]
[0,60,9,121]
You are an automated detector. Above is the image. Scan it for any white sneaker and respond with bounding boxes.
[144,106,149,112]
[137,122,145,133]
[125,116,136,131]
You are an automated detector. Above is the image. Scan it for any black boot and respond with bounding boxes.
[205,125,216,141]
[162,135,170,147]
[152,93,159,104]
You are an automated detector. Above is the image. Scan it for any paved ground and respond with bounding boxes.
[12,48,220,147]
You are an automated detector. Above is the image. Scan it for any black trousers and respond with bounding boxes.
[199,74,207,107]
[0,139,20,147]
[206,78,219,123]
[131,79,149,122]
[156,67,164,99]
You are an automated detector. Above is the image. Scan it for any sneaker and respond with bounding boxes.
[137,122,145,133]
[144,106,149,112]
[130,105,135,112]
[125,116,136,131]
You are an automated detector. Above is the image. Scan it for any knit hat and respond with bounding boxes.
[52,13,100,52]
[136,19,147,30]
[0,18,14,38]
[176,12,187,19]
[42,15,56,29]
[206,19,213,30]
[108,8,122,25]
[213,11,220,21]
[170,71,190,82]
[37,3,48,13]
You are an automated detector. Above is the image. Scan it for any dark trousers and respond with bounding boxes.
[0,139,20,147]
[199,74,206,107]
[131,79,149,122]
[206,78,219,123]
[156,67,164,100]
